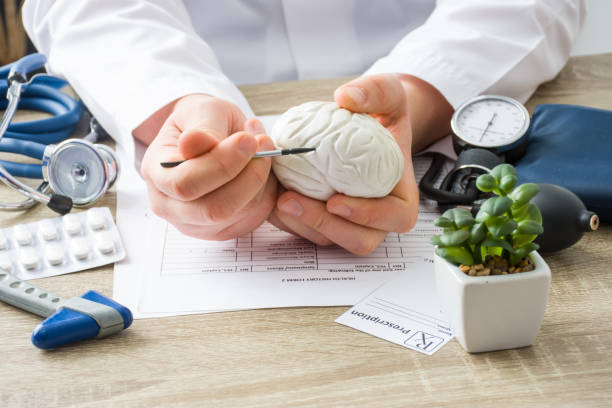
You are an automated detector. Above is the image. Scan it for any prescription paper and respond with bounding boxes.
[113,115,453,318]
[335,261,453,355]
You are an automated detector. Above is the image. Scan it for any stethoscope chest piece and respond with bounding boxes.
[42,139,119,206]
[0,53,121,214]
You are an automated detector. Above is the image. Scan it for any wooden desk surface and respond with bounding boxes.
[1,54,611,408]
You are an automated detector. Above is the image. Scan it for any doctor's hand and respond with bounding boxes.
[269,74,453,254]
[139,94,277,240]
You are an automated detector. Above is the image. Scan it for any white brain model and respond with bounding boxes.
[271,101,404,201]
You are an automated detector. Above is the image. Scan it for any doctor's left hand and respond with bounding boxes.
[269,74,423,255]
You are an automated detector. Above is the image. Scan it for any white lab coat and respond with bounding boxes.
[22,0,584,152]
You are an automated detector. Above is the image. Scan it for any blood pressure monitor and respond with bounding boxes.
[451,95,530,162]
[419,95,531,207]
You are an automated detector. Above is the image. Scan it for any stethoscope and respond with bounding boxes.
[0,53,119,215]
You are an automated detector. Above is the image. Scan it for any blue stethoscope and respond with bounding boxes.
[0,54,119,214]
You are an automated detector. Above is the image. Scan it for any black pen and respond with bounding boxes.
[160,147,316,168]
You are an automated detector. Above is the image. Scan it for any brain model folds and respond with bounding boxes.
[270,101,404,201]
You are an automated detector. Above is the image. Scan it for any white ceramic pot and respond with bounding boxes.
[434,251,551,353]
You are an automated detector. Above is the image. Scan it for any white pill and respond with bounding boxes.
[14,225,33,246]
[87,210,106,230]
[45,244,64,266]
[39,219,58,241]
[0,232,7,250]
[19,248,39,270]
[63,214,82,235]
[71,238,89,260]
[95,232,115,254]
[0,253,12,272]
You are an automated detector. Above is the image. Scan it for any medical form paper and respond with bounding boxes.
[335,262,453,355]
[113,115,453,318]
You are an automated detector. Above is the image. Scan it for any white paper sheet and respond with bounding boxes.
[335,262,453,355]
[113,115,451,318]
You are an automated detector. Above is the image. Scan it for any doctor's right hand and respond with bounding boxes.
[139,94,278,240]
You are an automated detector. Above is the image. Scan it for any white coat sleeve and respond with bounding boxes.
[365,0,586,108]
[21,0,254,152]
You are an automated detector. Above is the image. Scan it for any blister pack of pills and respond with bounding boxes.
[0,207,125,280]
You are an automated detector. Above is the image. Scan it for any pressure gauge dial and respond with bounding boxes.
[451,95,530,159]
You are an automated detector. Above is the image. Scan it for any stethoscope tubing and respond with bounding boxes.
[0,130,49,179]
[0,56,84,181]
[0,161,42,179]
[0,53,84,213]
[0,77,83,144]
[0,138,46,159]
[4,52,46,79]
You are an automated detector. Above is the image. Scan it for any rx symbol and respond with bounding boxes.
[405,331,444,352]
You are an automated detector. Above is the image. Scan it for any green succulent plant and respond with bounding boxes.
[430,163,543,267]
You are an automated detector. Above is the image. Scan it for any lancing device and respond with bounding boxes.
[160,147,316,168]
[0,270,132,349]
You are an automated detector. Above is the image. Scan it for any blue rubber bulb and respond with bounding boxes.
[31,290,132,350]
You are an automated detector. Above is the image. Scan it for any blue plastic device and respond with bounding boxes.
[0,272,132,349]
[31,290,133,349]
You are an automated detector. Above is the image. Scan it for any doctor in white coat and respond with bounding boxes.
[23,0,584,254]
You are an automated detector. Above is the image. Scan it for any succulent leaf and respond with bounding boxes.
[485,216,518,238]
[513,203,543,224]
[482,238,516,254]
[476,173,497,192]
[511,233,538,247]
[469,223,487,245]
[433,217,454,228]
[481,196,513,217]
[475,208,491,224]
[430,235,443,246]
[509,242,539,266]
[516,219,544,235]
[509,183,540,207]
[441,208,475,229]
[439,230,470,246]
[511,202,529,219]
[435,246,474,266]
[499,174,518,195]
[527,203,543,224]
[490,163,517,182]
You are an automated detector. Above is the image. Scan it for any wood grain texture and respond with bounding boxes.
[1,54,611,408]
[239,77,354,116]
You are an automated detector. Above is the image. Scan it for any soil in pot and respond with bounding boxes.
[459,255,535,277]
